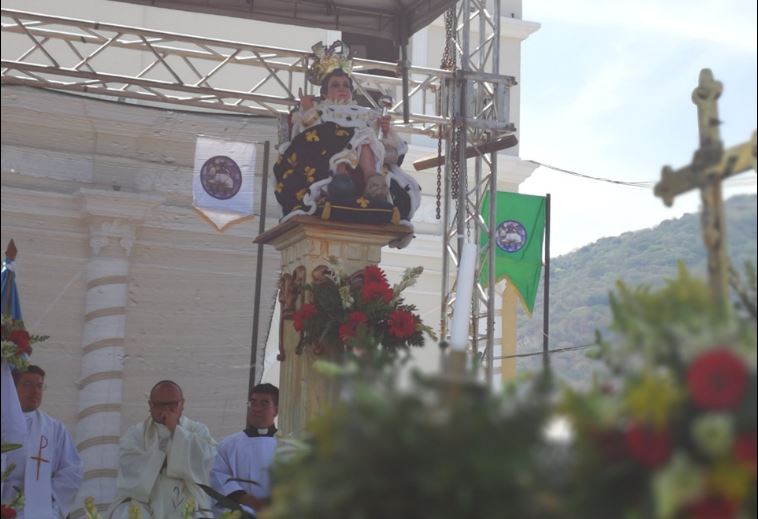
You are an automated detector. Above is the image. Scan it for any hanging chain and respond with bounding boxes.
[450,125,461,202]
[435,126,443,220]
[436,7,458,220]
[441,8,457,71]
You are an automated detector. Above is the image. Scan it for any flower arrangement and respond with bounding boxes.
[1,314,47,371]
[291,259,436,356]
[559,267,757,519]
[265,266,756,519]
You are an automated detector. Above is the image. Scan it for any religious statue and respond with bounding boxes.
[272,41,421,248]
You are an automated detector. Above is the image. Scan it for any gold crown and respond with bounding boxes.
[307,41,353,85]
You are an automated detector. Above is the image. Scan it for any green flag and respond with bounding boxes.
[480,191,546,314]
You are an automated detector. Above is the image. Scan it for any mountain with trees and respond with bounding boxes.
[515,193,757,384]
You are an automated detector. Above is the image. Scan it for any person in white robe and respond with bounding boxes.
[1,365,83,519]
[210,383,279,516]
[108,380,216,519]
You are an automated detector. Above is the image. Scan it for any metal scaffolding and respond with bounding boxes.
[440,0,515,384]
[1,3,515,381]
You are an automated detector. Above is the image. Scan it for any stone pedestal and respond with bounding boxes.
[255,216,412,436]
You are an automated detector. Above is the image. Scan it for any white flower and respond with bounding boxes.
[691,412,734,459]
[652,451,706,519]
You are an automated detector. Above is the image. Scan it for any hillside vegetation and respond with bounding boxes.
[515,193,757,384]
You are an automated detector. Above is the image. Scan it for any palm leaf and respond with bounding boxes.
[196,483,255,519]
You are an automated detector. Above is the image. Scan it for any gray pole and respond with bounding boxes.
[542,193,551,370]
[249,140,271,396]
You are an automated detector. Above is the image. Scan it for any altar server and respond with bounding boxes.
[211,383,279,516]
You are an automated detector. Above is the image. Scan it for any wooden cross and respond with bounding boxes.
[30,435,50,480]
[655,68,757,309]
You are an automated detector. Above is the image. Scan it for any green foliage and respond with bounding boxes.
[264,262,757,519]
[518,194,757,385]
[265,375,560,519]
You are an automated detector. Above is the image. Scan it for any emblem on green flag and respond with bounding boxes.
[480,191,546,314]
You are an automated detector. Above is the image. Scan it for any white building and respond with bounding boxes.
[1,0,539,514]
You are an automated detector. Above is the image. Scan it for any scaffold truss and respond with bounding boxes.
[1,3,516,383]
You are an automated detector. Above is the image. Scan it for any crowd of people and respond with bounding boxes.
[2,365,280,518]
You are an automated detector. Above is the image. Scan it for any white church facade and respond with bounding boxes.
[1,0,539,514]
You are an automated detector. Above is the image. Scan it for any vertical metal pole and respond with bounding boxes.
[484,0,502,387]
[486,152,497,386]
[440,78,456,344]
[542,193,551,370]
[401,41,410,124]
[248,141,271,396]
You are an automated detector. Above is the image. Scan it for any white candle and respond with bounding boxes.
[449,242,477,351]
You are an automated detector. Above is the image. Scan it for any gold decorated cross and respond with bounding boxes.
[655,68,757,309]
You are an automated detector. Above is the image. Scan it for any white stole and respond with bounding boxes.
[24,410,54,518]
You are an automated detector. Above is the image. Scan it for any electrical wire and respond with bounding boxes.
[493,342,595,360]
[525,160,757,189]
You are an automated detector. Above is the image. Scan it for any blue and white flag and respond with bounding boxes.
[193,136,256,230]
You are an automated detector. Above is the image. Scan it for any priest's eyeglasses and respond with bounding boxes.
[247,400,273,409]
[19,381,47,390]
[149,399,183,410]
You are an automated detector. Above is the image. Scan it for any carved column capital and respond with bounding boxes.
[78,189,164,257]
[87,219,136,256]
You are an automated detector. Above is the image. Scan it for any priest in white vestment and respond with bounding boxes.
[210,383,279,516]
[108,380,217,519]
[1,365,83,519]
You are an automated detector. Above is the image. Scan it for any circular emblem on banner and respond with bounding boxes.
[200,155,242,200]
[495,220,527,253]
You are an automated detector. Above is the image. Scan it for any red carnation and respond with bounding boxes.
[362,281,393,304]
[9,329,31,355]
[625,423,671,469]
[363,265,388,285]
[388,310,417,339]
[687,348,748,410]
[1,504,17,519]
[733,431,757,471]
[339,312,368,343]
[685,495,736,519]
[292,303,317,332]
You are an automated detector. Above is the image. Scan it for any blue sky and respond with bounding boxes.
[518,0,757,255]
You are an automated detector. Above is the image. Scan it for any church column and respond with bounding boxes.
[74,189,162,513]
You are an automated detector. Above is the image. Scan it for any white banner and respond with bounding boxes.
[193,136,256,230]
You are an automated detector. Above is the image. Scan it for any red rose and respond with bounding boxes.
[388,310,417,339]
[685,495,736,519]
[362,281,393,304]
[292,303,317,332]
[733,431,757,471]
[687,348,748,410]
[339,312,368,343]
[1,504,17,519]
[9,329,31,355]
[625,423,671,469]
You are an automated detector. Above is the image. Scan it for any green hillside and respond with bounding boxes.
[514,193,757,384]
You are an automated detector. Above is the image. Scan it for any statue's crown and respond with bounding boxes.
[307,41,353,85]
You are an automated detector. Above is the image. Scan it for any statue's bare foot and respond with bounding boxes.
[364,173,389,202]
